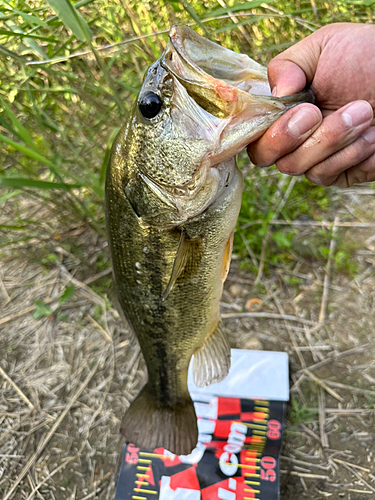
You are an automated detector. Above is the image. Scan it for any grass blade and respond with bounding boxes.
[0,133,60,171]
[179,0,212,38]
[0,30,57,42]
[45,0,92,41]
[201,0,276,18]
[342,0,375,3]
[3,7,47,27]
[4,21,47,58]
[0,190,22,204]
[0,96,40,153]
[0,177,81,190]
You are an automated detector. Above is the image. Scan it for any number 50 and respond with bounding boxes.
[260,456,277,483]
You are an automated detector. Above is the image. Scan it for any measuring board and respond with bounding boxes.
[114,349,289,500]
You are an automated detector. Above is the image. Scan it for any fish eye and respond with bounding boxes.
[139,92,163,119]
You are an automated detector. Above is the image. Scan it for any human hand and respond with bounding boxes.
[248,23,375,187]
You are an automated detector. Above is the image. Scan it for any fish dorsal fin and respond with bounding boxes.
[163,230,190,301]
[221,232,234,282]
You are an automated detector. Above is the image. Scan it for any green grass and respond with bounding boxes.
[288,397,317,426]
[1,0,374,271]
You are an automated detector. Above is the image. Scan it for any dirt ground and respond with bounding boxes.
[1,183,375,499]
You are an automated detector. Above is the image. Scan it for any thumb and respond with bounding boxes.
[267,34,321,97]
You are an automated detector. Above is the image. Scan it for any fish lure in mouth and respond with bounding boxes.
[106,26,314,456]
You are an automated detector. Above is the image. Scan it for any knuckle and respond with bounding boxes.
[318,114,362,150]
[324,147,353,171]
[320,123,346,148]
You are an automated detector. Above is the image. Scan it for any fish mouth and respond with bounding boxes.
[149,25,280,222]
[162,25,274,119]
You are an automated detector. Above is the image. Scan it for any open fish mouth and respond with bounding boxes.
[162,25,282,120]
[155,27,285,217]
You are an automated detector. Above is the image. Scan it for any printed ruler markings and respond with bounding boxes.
[254,407,270,413]
[245,450,262,478]
[240,422,267,430]
[242,412,268,464]
[134,464,150,497]
[254,412,268,418]
[139,452,172,460]
[133,488,157,495]
[224,463,261,470]
[243,401,280,499]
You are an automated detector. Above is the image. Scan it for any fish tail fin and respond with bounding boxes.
[193,321,231,387]
[120,385,198,456]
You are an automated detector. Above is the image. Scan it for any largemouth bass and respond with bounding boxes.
[106,25,314,455]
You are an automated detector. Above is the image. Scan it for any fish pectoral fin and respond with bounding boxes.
[193,320,231,387]
[163,230,191,300]
[120,384,198,456]
[124,186,142,219]
[221,232,234,282]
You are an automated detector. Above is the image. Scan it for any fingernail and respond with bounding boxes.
[287,107,321,138]
[271,86,277,97]
[362,127,375,144]
[342,101,373,127]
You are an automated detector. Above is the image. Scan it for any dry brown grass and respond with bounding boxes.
[1,185,375,499]
[0,195,146,498]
